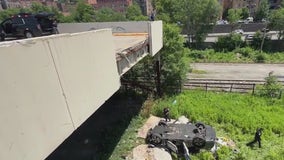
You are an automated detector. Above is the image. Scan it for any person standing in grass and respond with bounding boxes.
[247,128,263,148]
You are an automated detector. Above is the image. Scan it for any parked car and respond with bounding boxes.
[261,28,270,33]
[245,34,254,40]
[216,20,229,25]
[0,12,58,41]
[232,29,244,34]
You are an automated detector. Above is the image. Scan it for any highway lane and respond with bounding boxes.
[183,31,279,43]
[188,63,284,81]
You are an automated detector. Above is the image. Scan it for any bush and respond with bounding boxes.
[214,33,246,52]
[187,47,284,63]
[233,47,256,58]
[255,52,267,63]
[256,72,283,98]
[250,31,272,52]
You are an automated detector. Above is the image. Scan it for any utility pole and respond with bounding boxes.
[155,53,162,97]
[260,22,268,53]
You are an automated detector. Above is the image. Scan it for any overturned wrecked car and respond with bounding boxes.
[146,120,216,159]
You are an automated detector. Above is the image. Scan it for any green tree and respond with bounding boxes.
[50,6,66,22]
[214,33,245,52]
[227,8,242,24]
[255,0,269,22]
[125,3,148,21]
[181,0,221,47]
[122,24,189,96]
[250,31,271,52]
[241,7,250,19]
[95,8,126,22]
[227,8,242,32]
[159,24,189,94]
[154,0,180,23]
[72,0,95,22]
[257,72,283,98]
[30,2,51,13]
[269,8,284,40]
[154,0,221,47]
[0,8,21,21]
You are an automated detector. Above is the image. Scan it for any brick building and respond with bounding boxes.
[93,0,132,13]
[135,0,153,16]
[220,0,260,17]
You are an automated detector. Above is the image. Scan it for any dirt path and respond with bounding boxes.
[188,63,284,81]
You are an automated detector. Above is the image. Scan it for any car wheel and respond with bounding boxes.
[195,122,205,133]
[150,133,162,145]
[192,136,206,148]
[24,31,33,38]
[195,122,205,129]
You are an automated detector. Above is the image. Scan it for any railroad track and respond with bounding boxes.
[184,78,284,93]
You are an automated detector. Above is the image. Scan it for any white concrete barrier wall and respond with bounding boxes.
[0,29,120,160]
[58,21,149,34]
[149,21,163,56]
[48,30,120,127]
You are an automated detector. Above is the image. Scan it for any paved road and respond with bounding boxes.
[204,32,279,42]
[188,63,284,81]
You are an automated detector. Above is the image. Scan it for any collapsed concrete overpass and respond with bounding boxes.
[0,21,163,160]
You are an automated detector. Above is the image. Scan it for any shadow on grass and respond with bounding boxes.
[46,90,147,160]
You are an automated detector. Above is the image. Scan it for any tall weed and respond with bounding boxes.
[151,90,284,159]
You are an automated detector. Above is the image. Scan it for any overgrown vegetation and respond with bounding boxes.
[214,33,246,52]
[122,23,190,96]
[188,47,284,63]
[256,72,283,98]
[111,90,284,160]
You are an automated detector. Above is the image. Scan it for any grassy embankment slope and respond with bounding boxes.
[111,90,284,160]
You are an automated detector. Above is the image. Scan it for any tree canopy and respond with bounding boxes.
[122,24,189,95]
[125,3,148,21]
[94,7,126,22]
[269,7,284,40]
[154,0,221,46]
[255,0,270,22]
[72,0,95,22]
[227,8,242,24]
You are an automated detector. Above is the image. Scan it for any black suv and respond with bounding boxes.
[0,12,58,41]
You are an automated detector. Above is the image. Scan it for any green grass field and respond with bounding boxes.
[111,90,284,160]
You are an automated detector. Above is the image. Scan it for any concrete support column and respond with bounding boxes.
[155,53,161,97]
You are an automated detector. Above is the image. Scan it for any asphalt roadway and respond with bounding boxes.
[188,63,284,81]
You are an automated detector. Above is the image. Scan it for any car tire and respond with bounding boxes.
[24,31,33,38]
[192,136,206,148]
[149,133,162,145]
